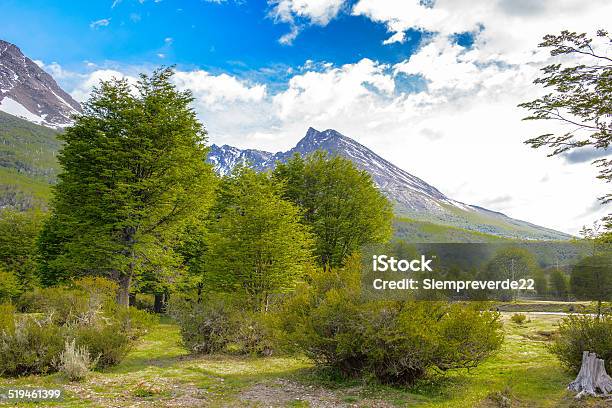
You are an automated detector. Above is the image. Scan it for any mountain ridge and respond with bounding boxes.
[0,39,81,128]
[208,127,572,241]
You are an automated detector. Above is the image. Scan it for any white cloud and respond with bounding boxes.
[352,0,611,65]
[268,0,346,44]
[70,69,138,102]
[173,70,266,106]
[382,31,405,45]
[273,58,394,122]
[90,18,111,29]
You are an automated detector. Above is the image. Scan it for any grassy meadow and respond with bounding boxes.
[1,310,607,408]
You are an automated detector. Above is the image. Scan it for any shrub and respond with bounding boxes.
[58,339,94,381]
[549,314,612,373]
[510,313,527,325]
[227,311,274,356]
[0,316,65,377]
[170,295,235,354]
[277,255,504,384]
[132,293,155,312]
[0,270,20,303]
[23,287,91,325]
[0,284,152,377]
[0,304,15,335]
[73,323,131,368]
[72,276,117,310]
[107,305,158,340]
[170,294,273,355]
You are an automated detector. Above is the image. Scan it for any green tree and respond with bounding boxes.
[550,269,569,300]
[38,68,217,306]
[570,254,612,316]
[0,209,46,292]
[483,247,539,300]
[204,167,313,311]
[519,30,612,231]
[273,152,393,267]
[533,269,548,297]
[0,269,20,303]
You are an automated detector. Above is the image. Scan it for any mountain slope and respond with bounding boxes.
[0,40,81,128]
[208,127,572,241]
[0,110,60,209]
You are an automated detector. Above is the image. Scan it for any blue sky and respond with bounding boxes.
[1,0,424,85]
[1,0,611,234]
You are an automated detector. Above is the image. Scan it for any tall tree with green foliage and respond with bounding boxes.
[204,167,313,311]
[0,209,46,292]
[570,254,612,316]
[273,152,393,267]
[533,269,548,297]
[38,68,217,305]
[550,269,569,300]
[482,247,539,300]
[519,29,612,233]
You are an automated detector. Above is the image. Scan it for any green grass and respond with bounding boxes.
[2,313,602,407]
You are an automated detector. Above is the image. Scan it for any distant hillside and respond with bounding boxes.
[0,110,60,209]
[394,217,509,243]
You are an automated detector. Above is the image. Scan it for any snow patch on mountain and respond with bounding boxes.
[0,39,81,128]
[0,97,46,125]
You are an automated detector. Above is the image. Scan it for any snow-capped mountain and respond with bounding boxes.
[0,40,81,128]
[208,127,572,240]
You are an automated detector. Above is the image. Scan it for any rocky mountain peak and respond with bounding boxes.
[297,127,344,149]
[207,127,572,241]
[0,39,81,128]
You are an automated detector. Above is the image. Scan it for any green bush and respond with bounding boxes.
[132,293,155,312]
[170,295,235,354]
[277,255,504,384]
[227,311,274,356]
[72,276,117,310]
[170,295,273,355]
[1,283,154,377]
[106,305,158,340]
[73,323,131,368]
[0,270,20,303]
[549,314,612,373]
[0,316,65,377]
[22,287,91,325]
[510,313,527,325]
[0,304,15,335]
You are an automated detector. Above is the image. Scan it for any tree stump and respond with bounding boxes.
[568,351,612,398]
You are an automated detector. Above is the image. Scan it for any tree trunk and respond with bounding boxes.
[568,351,612,398]
[197,283,202,304]
[117,274,131,307]
[154,293,164,313]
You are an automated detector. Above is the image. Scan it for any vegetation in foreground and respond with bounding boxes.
[1,313,607,407]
